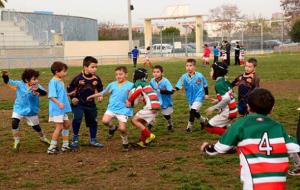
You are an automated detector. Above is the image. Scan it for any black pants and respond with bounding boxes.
[235,55,240,65]
[133,58,137,67]
[226,53,230,65]
[214,56,218,63]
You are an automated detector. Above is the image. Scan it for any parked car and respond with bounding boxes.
[151,44,173,54]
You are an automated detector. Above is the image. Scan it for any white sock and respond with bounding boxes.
[120,135,128,145]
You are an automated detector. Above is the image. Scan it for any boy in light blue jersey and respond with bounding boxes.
[47,62,72,154]
[87,66,134,151]
[150,65,174,131]
[175,58,209,132]
[2,69,49,151]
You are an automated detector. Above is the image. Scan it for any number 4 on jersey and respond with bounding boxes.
[258,132,273,155]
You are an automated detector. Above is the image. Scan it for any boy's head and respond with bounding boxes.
[51,61,68,78]
[133,68,148,83]
[134,46,137,49]
[213,46,216,48]
[22,69,39,85]
[152,65,163,79]
[115,66,128,83]
[83,56,98,75]
[210,62,228,80]
[247,88,274,115]
[245,58,257,74]
[146,46,151,51]
[185,58,196,74]
[204,44,208,48]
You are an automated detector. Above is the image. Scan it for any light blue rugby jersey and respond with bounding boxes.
[8,79,45,116]
[175,72,208,105]
[101,81,134,116]
[48,77,71,116]
[150,77,173,109]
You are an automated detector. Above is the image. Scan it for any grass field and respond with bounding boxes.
[0,53,300,190]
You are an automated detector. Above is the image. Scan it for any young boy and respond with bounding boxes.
[201,88,300,190]
[175,58,209,132]
[202,44,211,65]
[67,56,104,150]
[143,46,153,69]
[48,62,72,154]
[213,45,219,63]
[203,62,238,135]
[131,46,139,68]
[87,66,134,151]
[231,58,260,116]
[126,68,159,148]
[2,69,49,151]
[150,65,174,131]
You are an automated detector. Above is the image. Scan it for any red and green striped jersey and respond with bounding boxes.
[128,80,160,110]
[214,77,238,119]
[214,114,300,190]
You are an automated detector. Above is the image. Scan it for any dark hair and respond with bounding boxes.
[186,58,196,66]
[153,65,163,73]
[21,69,39,83]
[115,66,128,73]
[211,62,228,80]
[248,88,274,115]
[134,46,137,49]
[133,68,148,82]
[51,61,68,75]
[247,58,258,67]
[83,56,98,67]
[146,46,151,51]
[213,46,216,48]
[204,44,208,47]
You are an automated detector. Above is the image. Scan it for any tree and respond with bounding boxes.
[0,0,7,8]
[209,4,244,40]
[162,27,180,37]
[290,19,300,42]
[281,0,300,22]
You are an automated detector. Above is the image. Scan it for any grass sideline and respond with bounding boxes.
[0,53,299,189]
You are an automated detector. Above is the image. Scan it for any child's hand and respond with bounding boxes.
[79,80,85,85]
[72,98,79,105]
[205,107,214,115]
[97,96,103,102]
[58,102,65,109]
[68,90,76,96]
[125,100,131,107]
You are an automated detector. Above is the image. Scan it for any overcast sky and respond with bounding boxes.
[5,0,282,23]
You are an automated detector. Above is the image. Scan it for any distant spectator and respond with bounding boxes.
[213,45,220,63]
[131,46,139,68]
[234,42,240,65]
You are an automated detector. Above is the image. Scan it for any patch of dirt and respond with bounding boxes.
[261,80,300,99]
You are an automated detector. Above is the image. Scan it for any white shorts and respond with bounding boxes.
[203,57,209,62]
[104,110,129,123]
[208,107,231,128]
[135,109,157,124]
[49,114,69,123]
[189,102,203,111]
[162,107,174,116]
[12,112,39,126]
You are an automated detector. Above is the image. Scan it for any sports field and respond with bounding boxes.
[0,53,300,190]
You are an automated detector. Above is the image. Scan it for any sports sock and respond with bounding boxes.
[61,129,69,147]
[12,128,20,143]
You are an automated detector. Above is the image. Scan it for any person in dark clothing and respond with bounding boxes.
[68,56,104,150]
[225,41,231,66]
[234,42,240,65]
[131,46,139,68]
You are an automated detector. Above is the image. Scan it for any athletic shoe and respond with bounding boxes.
[108,126,118,139]
[40,136,51,145]
[167,125,174,132]
[288,168,300,176]
[186,126,192,132]
[200,116,208,130]
[136,141,146,148]
[61,145,71,152]
[145,133,156,144]
[122,144,129,152]
[47,147,59,154]
[90,139,104,148]
[71,142,79,151]
[12,141,20,152]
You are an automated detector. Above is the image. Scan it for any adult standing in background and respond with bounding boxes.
[235,41,240,65]
[225,41,231,66]
[131,46,139,68]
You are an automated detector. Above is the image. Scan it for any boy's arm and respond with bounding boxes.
[231,75,241,87]
[253,75,260,88]
[175,76,184,91]
[211,94,231,110]
[160,79,174,95]
[127,86,142,103]
[202,75,209,96]
[96,76,104,92]
[67,74,81,97]
[282,127,300,153]
[34,84,47,96]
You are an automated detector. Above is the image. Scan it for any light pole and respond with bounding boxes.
[157,25,164,57]
[183,25,189,57]
[128,0,133,52]
[260,20,264,53]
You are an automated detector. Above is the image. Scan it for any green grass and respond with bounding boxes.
[0,53,300,189]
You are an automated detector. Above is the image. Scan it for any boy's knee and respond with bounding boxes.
[12,118,20,129]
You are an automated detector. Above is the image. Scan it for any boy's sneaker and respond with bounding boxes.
[108,126,118,139]
[40,136,51,145]
[122,144,129,152]
[186,126,192,132]
[167,125,174,132]
[47,147,59,154]
[71,135,79,151]
[12,141,20,152]
[136,141,146,148]
[145,133,156,144]
[61,145,71,153]
[200,116,208,130]
[90,139,104,148]
[288,168,300,176]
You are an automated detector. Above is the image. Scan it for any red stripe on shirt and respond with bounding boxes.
[253,182,286,190]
